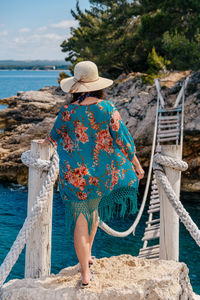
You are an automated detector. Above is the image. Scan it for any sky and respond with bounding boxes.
[0,0,90,61]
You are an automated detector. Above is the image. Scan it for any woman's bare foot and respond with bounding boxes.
[88,256,93,264]
[81,268,92,284]
[88,256,94,266]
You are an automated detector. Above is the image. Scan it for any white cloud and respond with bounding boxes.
[50,20,78,29]
[0,30,8,36]
[44,33,64,41]
[0,21,73,59]
[13,37,26,44]
[0,24,5,27]
[19,27,30,33]
[36,26,47,32]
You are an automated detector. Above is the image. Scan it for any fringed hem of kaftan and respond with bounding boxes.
[63,186,138,239]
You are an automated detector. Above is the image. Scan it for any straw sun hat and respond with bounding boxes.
[60,61,113,93]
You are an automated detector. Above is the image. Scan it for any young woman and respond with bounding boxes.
[38,61,144,287]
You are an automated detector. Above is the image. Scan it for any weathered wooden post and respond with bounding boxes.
[25,140,55,278]
[158,145,181,261]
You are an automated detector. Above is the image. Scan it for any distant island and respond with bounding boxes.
[0,60,70,70]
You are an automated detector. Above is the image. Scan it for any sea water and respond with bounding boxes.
[0,70,199,294]
[0,70,69,99]
[0,183,199,293]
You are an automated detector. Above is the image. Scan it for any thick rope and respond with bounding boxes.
[154,154,200,247]
[0,151,59,287]
[21,150,51,171]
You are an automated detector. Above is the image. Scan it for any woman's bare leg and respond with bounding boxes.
[74,213,92,284]
[88,210,99,263]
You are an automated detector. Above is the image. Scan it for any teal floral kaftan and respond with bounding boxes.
[47,99,138,236]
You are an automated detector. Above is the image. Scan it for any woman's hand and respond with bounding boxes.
[131,154,145,180]
[37,139,51,146]
[135,164,145,180]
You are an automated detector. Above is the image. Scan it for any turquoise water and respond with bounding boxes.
[0,183,199,294]
[0,70,199,294]
[0,70,69,99]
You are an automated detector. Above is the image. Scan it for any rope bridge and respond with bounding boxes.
[0,76,199,288]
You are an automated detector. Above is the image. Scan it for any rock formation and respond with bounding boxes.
[1,254,198,300]
[0,72,199,191]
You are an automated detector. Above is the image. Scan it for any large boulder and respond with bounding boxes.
[1,255,197,300]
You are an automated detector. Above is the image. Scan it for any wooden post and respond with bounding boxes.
[25,140,54,278]
[158,145,181,261]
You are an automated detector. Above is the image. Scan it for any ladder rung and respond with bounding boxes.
[151,190,159,195]
[158,129,180,135]
[146,219,160,225]
[145,225,160,232]
[158,136,179,142]
[139,248,160,255]
[150,194,159,200]
[138,253,160,259]
[158,132,179,138]
[151,185,158,190]
[147,207,160,213]
[159,120,179,124]
[142,229,160,241]
[149,199,160,205]
[159,115,179,120]
[139,245,160,251]
[158,107,181,113]
[149,204,160,210]
[158,124,179,129]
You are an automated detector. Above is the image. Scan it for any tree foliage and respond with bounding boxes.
[60,0,200,77]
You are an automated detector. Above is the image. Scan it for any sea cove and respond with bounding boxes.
[0,70,199,295]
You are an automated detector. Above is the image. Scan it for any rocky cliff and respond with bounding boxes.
[1,254,198,300]
[0,71,199,191]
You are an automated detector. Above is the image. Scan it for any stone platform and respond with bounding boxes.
[1,254,198,300]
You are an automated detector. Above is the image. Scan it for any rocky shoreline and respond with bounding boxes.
[0,71,199,192]
[1,254,198,299]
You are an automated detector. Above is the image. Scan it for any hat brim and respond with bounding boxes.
[60,76,113,93]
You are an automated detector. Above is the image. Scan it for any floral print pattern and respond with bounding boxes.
[46,100,138,201]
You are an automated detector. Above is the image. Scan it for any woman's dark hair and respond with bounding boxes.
[72,89,105,102]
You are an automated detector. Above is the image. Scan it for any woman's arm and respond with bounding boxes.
[131,154,145,180]
[108,102,136,162]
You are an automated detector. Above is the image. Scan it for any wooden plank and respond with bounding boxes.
[149,204,160,210]
[150,198,160,204]
[150,196,159,201]
[146,219,160,225]
[150,194,160,200]
[142,229,160,241]
[139,249,160,255]
[158,124,179,129]
[158,129,180,134]
[145,225,160,232]
[151,190,159,195]
[158,107,181,113]
[152,179,157,184]
[158,120,179,124]
[147,207,160,213]
[158,132,179,138]
[158,136,179,142]
[151,190,158,194]
[25,140,54,278]
[150,202,160,207]
[138,253,159,259]
[158,145,180,261]
[151,186,158,191]
[149,201,160,209]
[159,115,179,120]
[139,245,160,252]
